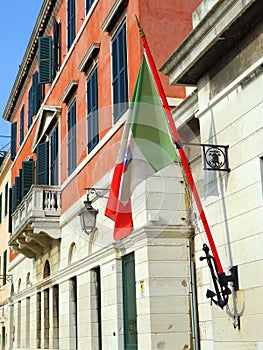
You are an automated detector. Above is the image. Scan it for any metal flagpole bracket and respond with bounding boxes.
[181,142,231,172]
[200,244,239,309]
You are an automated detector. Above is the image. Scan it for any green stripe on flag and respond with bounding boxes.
[130,56,176,172]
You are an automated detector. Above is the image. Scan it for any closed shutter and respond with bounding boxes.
[8,188,12,232]
[38,36,53,84]
[12,176,21,213]
[4,182,8,216]
[22,161,35,198]
[11,122,17,161]
[50,127,59,185]
[36,142,49,185]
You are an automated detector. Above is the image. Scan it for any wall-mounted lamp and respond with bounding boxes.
[78,195,99,235]
[78,187,109,235]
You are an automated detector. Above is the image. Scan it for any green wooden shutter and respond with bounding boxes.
[11,122,17,161]
[8,188,12,232]
[38,36,53,84]
[32,71,39,115]
[4,182,8,216]
[11,184,16,213]
[22,161,35,197]
[12,176,21,213]
[36,142,49,185]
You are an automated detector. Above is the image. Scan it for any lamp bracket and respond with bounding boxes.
[84,187,109,199]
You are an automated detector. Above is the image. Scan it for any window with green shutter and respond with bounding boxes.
[50,126,59,185]
[38,36,53,84]
[8,188,12,232]
[36,142,49,185]
[11,122,17,161]
[12,176,21,213]
[22,161,35,198]
[20,105,25,145]
[4,182,8,216]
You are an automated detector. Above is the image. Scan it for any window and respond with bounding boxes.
[11,161,35,213]
[111,21,128,122]
[67,0,76,50]
[10,122,17,161]
[87,67,99,152]
[50,126,59,185]
[26,297,31,348]
[68,100,77,175]
[28,71,42,128]
[53,285,59,349]
[36,126,59,185]
[20,105,24,145]
[53,18,61,77]
[4,182,8,216]
[86,0,95,14]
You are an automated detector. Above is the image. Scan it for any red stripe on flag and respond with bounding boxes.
[105,163,133,240]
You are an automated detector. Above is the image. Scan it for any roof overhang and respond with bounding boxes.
[160,0,262,85]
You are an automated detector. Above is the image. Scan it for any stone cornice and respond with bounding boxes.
[160,0,259,85]
[3,0,59,122]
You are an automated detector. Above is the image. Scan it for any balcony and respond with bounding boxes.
[9,185,61,259]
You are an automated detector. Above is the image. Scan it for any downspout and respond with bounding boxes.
[189,234,201,350]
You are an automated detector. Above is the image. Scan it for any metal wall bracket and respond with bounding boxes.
[179,141,231,172]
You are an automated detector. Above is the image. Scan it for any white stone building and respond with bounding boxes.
[161,0,263,348]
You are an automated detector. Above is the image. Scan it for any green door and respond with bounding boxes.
[122,253,138,350]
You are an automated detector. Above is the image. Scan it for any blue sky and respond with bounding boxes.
[0,1,43,152]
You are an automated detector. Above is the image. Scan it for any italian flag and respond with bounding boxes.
[105,55,177,240]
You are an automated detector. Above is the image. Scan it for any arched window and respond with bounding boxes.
[44,260,51,278]
[68,242,76,265]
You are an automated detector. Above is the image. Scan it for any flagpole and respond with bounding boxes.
[136,17,224,275]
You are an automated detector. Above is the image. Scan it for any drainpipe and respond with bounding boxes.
[189,235,201,350]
